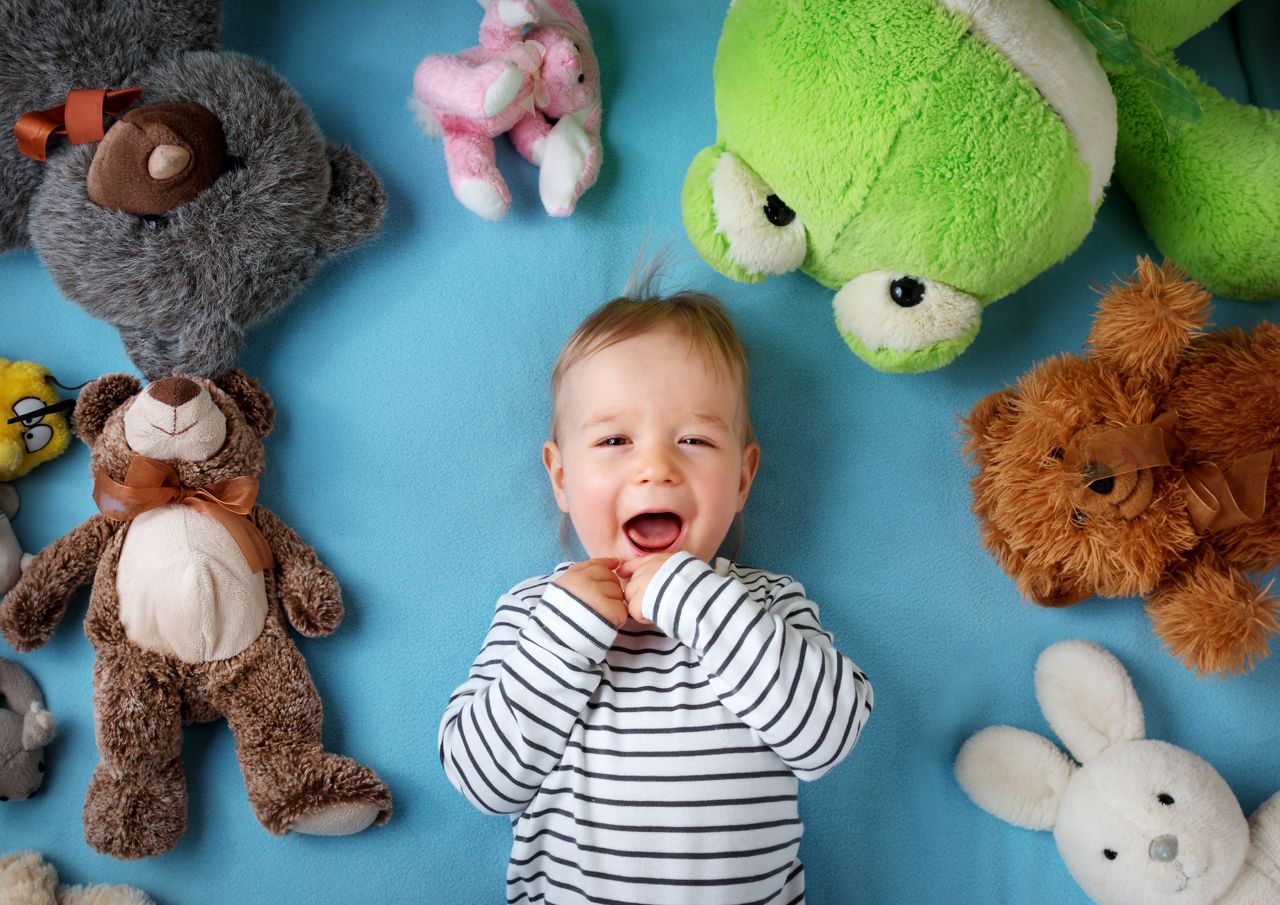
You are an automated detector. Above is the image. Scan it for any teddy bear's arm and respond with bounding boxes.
[0,515,118,652]
[251,506,343,638]
[480,0,538,53]
[1146,545,1280,675]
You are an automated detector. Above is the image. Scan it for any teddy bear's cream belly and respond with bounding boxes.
[116,505,267,663]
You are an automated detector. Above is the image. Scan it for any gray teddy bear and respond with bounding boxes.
[1,0,386,379]
[0,656,55,802]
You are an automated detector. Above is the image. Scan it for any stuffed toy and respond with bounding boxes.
[955,640,1280,905]
[1,0,387,380]
[0,371,392,859]
[964,259,1280,675]
[1,358,73,594]
[0,657,55,802]
[0,850,153,905]
[411,0,602,220]
[681,0,1280,373]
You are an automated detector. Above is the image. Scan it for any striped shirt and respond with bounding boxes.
[439,552,873,905]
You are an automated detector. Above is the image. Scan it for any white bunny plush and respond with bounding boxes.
[955,640,1280,905]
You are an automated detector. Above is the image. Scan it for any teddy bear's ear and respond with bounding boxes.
[315,146,387,258]
[72,374,142,446]
[962,388,1017,465]
[216,370,275,439]
[1085,258,1210,388]
[955,726,1075,831]
[1035,640,1145,763]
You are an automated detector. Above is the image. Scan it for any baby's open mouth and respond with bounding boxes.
[624,511,684,555]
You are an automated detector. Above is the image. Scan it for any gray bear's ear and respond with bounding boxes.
[216,370,275,439]
[316,146,387,257]
[73,374,142,446]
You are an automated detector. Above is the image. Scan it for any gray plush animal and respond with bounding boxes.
[1,0,386,379]
[0,656,55,801]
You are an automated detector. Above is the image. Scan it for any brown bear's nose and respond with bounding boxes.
[148,376,201,407]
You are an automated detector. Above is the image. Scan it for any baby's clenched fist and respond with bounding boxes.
[553,557,627,629]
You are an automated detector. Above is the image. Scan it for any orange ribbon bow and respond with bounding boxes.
[14,87,142,162]
[93,455,274,573]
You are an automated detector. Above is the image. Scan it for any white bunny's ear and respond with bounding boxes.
[1035,640,1144,763]
[955,726,1076,831]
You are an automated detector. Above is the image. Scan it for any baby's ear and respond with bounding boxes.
[73,374,142,446]
[1085,258,1209,389]
[217,370,275,439]
[1035,640,1145,763]
[316,146,387,257]
[955,726,1075,831]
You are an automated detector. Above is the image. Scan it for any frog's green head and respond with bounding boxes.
[683,0,1116,373]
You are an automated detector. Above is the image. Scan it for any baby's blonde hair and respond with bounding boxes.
[550,285,753,443]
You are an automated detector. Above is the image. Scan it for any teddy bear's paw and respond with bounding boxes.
[277,755,392,836]
[84,763,186,859]
[498,0,538,28]
[483,64,525,118]
[456,178,511,220]
[1151,579,1280,675]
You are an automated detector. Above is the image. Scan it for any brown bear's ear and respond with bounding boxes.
[217,370,275,439]
[962,388,1017,465]
[73,374,142,446]
[1085,258,1210,388]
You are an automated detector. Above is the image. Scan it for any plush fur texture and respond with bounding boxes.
[412,0,602,219]
[0,850,154,905]
[965,259,1280,674]
[956,640,1280,905]
[681,0,1279,373]
[0,372,391,859]
[0,657,55,801]
[1,0,386,379]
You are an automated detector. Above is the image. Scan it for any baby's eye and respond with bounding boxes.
[597,436,629,447]
[680,437,714,447]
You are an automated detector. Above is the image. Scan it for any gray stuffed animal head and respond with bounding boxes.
[0,657,55,801]
[27,51,386,380]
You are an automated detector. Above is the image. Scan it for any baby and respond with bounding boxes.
[439,283,873,905]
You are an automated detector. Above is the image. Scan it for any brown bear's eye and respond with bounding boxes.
[1071,509,1088,526]
[1050,447,1065,460]
[141,214,168,231]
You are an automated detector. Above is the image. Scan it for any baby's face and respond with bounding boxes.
[545,327,759,564]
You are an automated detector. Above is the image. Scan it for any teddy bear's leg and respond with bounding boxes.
[83,646,188,859]
[413,53,525,120]
[440,130,512,220]
[1147,546,1280,674]
[1111,56,1280,301]
[208,629,390,837]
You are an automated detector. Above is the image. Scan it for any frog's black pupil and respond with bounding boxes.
[890,277,925,308]
[763,194,795,227]
[1158,793,1174,806]
[1089,475,1116,495]
[1104,849,1117,861]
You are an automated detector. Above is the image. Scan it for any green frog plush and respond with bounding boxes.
[682,0,1280,373]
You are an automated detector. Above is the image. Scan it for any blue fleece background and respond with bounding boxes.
[2,2,1278,903]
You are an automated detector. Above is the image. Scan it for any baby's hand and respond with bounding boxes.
[618,554,673,626]
[553,558,627,629]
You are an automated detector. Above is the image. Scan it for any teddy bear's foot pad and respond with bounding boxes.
[291,800,383,836]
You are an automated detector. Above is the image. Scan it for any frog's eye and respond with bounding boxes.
[709,151,806,276]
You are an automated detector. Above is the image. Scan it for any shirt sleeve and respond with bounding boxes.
[641,552,873,781]
[438,575,618,814]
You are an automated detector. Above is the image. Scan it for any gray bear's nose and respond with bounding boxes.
[1149,834,1179,862]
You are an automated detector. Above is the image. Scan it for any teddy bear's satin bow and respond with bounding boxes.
[506,40,550,111]
[92,455,274,572]
[14,87,142,162]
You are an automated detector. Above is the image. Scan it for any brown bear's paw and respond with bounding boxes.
[1150,577,1280,675]
[84,761,187,859]
[263,753,391,836]
[282,566,344,637]
[0,584,58,652]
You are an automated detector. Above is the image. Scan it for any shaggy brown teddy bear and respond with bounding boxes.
[965,259,1280,675]
[0,371,391,858]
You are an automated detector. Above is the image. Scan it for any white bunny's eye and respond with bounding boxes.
[1102,848,1118,861]
[23,423,53,453]
[709,151,806,276]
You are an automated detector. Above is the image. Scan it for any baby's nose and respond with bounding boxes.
[635,447,679,483]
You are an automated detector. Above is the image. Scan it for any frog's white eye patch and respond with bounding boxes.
[710,151,806,276]
[834,271,982,353]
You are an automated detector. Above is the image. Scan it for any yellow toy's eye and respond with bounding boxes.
[10,396,49,428]
[709,151,806,276]
[22,424,53,453]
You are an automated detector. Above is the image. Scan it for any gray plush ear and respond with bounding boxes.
[22,702,55,750]
[316,146,387,257]
[1035,640,1145,763]
[955,726,1076,831]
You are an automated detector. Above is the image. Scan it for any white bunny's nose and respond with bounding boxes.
[1149,834,1179,862]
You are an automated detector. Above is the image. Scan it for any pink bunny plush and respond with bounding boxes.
[412,0,602,220]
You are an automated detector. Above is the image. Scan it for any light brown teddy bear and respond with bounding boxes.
[965,259,1280,675]
[0,371,391,858]
[0,850,153,905]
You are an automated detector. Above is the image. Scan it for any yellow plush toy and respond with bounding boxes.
[1,359,72,593]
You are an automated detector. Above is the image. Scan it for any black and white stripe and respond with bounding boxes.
[439,554,873,905]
